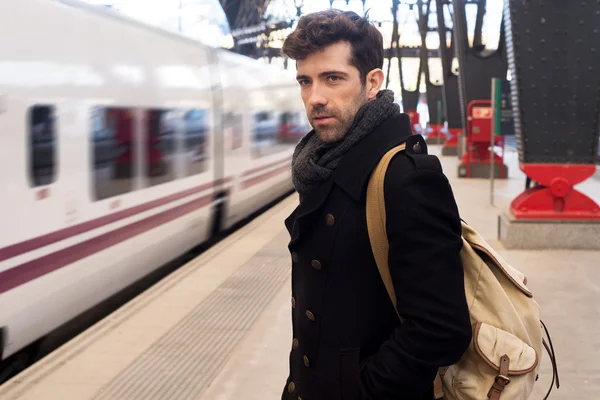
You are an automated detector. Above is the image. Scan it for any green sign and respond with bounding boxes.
[491,78,515,136]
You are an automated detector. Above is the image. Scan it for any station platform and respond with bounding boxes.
[0,144,598,400]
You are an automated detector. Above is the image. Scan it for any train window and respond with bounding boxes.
[181,108,209,177]
[251,110,306,158]
[144,109,177,186]
[29,105,57,187]
[224,112,244,151]
[91,107,136,200]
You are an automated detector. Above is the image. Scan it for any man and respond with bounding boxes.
[280,9,472,400]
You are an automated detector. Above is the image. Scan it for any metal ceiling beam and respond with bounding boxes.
[220,0,272,30]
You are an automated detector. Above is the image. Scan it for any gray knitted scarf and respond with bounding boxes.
[291,89,400,195]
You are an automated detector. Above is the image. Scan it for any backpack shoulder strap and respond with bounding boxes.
[366,143,406,323]
[366,142,445,399]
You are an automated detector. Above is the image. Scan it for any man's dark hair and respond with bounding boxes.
[281,9,384,83]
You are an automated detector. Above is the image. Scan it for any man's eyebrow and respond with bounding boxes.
[296,71,349,81]
[318,70,348,78]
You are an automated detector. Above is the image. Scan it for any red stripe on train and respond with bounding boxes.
[241,164,290,189]
[242,157,291,177]
[0,180,223,264]
[0,194,213,295]
[0,163,291,294]
[0,158,290,263]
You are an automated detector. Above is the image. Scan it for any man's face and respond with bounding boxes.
[296,41,367,143]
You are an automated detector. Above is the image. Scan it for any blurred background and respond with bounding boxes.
[80,0,504,130]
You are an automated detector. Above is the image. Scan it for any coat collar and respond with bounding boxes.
[287,112,422,246]
[331,112,415,201]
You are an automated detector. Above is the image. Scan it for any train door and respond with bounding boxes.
[0,100,65,360]
[207,50,226,212]
[216,51,255,230]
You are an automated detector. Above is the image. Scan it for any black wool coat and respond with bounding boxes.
[281,113,472,400]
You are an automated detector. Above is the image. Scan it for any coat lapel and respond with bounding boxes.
[287,112,417,246]
[289,178,334,245]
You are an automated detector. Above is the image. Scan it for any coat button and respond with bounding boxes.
[303,355,310,368]
[306,310,315,321]
[291,252,299,263]
[288,381,296,393]
[291,297,296,308]
[325,213,335,226]
[311,259,322,270]
[412,142,422,153]
[292,338,299,349]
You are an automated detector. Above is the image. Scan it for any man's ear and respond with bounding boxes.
[365,69,385,100]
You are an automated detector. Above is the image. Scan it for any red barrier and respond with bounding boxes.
[407,109,420,134]
[460,100,506,178]
[443,128,461,150]
[511,164,600,220]
[427,123,445,140]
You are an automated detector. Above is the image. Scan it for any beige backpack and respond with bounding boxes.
[366,144,559,400]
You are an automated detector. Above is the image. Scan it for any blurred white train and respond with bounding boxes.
[0,0,308,364]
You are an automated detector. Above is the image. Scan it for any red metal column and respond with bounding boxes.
[503,0,600,223]
[511,165,600,220]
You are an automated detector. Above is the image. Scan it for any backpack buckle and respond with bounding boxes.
[495,374,511,386]
[487,374,511,399]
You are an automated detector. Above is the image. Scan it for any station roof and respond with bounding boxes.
[221,0,272,30]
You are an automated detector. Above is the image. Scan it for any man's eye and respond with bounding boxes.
[299,79,310,85]
[327,76,340,82]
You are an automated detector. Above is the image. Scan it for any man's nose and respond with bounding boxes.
[307,86,328,109]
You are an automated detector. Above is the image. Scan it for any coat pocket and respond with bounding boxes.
[339,347,361,400]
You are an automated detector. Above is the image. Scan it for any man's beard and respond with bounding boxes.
[309,89,367,143]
